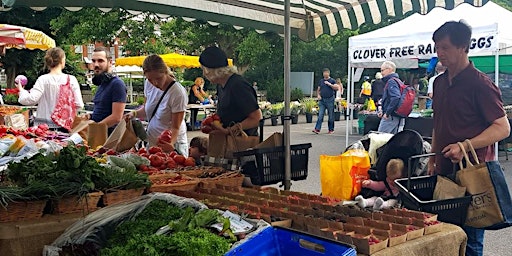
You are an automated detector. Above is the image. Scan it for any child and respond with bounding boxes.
[355,158,404,210]
[189,136,208,165]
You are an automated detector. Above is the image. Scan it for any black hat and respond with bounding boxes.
[199,46,228,68]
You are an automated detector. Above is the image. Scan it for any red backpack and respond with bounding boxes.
[386,77,415,117]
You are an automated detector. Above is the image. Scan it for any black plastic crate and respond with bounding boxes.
[395,175,472,226]
[233,143,311,186]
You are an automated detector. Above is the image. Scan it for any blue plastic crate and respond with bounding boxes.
[226,227,356,256]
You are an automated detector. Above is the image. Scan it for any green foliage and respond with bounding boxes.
[301,98,318,113]
[291,88,304,101]
[50,7,128,45]
[181,80,195,88]
[120,13,168,56]
[266,78,284,103]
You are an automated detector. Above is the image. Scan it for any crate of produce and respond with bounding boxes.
[233,143,312,185]
[0,200,47,223]
[395,175,471,226]
[226,226,356,256]
[148,173,199,193]
[51,192,103,215]
[101,188,145,206]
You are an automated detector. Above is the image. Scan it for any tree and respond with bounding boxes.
[119,13,169,56]
[50,7,128,45]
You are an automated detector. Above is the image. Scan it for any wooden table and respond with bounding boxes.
[366,223,467,256]
[187,104,216,131]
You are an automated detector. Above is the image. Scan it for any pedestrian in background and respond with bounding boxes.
[313,68,339,134]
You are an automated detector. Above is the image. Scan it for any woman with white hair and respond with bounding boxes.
[199,46,262,136]
[371,72,385,105]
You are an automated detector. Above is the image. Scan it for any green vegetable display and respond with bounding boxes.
[102,200,232,256]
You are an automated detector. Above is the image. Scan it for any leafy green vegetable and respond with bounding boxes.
[102,228,230,256]
[122,153,150,167]
[108,156,137,172]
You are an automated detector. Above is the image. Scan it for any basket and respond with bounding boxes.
[395,175,472,226]
[233,143,311,185]
[199,172,245,189]
[52,192,103,215]
[102,188,145,206]
[149,173,199,193]
[0,200,47,223]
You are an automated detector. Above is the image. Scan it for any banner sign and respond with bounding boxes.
[349,24,498,63]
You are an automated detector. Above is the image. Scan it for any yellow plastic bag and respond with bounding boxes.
[367,98,376,111]
[320,145,371,200]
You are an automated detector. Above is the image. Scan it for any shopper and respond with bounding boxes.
[313,68,339,134]
[125,55,189,155]
[428,20,510,256]
[359,76,372,100]
[199,46,262,136]
[377,61,404,134]
[189,136,208,165]
[427,61,447,109]
[17,47,84,131]
[188,77,211,104]
[84,47,127,134]
[371,72,385,105]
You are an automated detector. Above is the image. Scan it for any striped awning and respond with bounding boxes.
[0,24,56,50]
[4,0,489,41]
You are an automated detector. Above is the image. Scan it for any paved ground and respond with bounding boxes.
[187,115,512,256]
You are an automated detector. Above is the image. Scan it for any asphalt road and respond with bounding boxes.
[188,115,512,256]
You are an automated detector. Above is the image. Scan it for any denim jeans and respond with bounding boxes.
[463,226,484,256]
[315,96,335,131]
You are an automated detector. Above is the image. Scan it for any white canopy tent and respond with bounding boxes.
[345,1,512,147]
[113,65,144,103]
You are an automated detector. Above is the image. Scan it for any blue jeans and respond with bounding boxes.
[315,97,335,131]
[377,115,404,134]
[463,226,484,256]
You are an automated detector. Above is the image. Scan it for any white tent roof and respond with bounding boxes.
[349,1,512,64]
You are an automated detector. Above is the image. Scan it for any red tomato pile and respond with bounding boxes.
[368,236,381,245]
[158,130,172,144]
[0,124,52,139]
[136,147,196,175]
[200,114,223,134]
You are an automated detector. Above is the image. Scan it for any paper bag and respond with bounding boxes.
[456,140,512,230]
[5,113,28,130]
[207,124,259,159]
[433,175,466,200]
[254,132,282,149]
[70,116,94,142]
[88,122,108,149]
[104,119,138,152]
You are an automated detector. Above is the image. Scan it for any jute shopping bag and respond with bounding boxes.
[456,140,512,230]
[433,175,467,200]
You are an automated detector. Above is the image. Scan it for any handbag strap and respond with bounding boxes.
[457,141,480,170]
[465,139,480,164]
[148,81,175,124]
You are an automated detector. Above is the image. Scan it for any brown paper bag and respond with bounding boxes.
[433,175,466,200]
[254,132,282,149]
[88,122,108,149]
[225,124,259,159]
[207,124,259,159]
[104,119,138,152]
[70,116,94,142]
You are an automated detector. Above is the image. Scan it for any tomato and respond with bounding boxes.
[184,157,196,167]
[97,147,108,154]
[169,151,177,158]
[212,114,220,121]
[166,158,177,169]
[139,164,149,172]
[149,155,164,167]
[201,125,213,134]
[37,124,49,131]
[158,130,173,144]
[148,146,162,154]
[202,116,213,126]
[138,148,147,154]
[155,152,167,158]
[106,149,117,155]
[173,154,186,165]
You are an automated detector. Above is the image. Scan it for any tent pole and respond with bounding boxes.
[350,67,355,135]
[345,62,351,148]
[283,0,292,190]
[494,29,500,160]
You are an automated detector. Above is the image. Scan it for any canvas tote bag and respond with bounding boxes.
[51,75,76,131]
[456,140,512,230]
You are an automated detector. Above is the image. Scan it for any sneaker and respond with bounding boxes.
[312,129,320,134]
[327,130,334,134]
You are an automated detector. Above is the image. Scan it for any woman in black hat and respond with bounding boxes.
[199,46,262,136]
